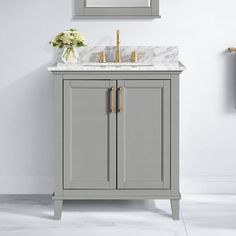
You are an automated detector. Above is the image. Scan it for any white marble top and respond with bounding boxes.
[48,61,185,72]
[48,46,185,72]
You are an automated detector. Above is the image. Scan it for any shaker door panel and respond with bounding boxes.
[117,80,170,189]
[64,80,116,189]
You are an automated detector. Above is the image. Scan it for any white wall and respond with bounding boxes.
[0,0,236,194]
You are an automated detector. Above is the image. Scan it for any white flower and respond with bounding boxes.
[62,33,71,45]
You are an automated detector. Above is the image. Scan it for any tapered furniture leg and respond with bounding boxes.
[54,200,63,220]
[170,199,180,220]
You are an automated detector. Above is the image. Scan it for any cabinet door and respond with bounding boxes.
[64,80,116,189]
[117,80,170,189]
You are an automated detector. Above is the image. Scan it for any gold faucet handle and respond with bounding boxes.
[115,50,122,63]
[131,51,138,63]
[99,51,106,63]
[229,47,236,52]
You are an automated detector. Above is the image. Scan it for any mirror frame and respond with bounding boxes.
[74,0,159,18]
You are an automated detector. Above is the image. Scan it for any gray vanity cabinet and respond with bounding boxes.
[53,73,180,221]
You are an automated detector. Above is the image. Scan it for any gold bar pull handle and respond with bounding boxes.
[118,86,123,113]
[110,86,115,113]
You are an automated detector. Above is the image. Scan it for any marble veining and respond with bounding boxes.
[75,46,179,63]
[49,46,185,72]
[1,195,236,236]
[0,195,187,235]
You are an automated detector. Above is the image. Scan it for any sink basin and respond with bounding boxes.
[82,62,153,67]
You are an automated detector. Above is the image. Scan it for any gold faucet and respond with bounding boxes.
[115,30,122,63]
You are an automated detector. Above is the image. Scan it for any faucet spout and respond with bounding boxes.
[115,30,122,63]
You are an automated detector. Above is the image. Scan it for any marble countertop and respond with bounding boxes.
[48,61,185,72]
[48,46,185,72]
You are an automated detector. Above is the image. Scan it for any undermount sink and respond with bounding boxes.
[82,62,153,67]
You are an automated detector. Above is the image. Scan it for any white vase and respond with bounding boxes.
[61,47,79,64]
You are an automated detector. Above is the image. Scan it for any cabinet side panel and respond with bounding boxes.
[151,0,159,16]
[54,75,63,196]
[163,80,171,188]
[170,76,180,197]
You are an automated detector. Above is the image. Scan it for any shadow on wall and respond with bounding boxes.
[224,49,236,113]
[0,63,54,193]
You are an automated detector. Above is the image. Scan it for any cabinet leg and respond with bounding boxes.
[170,199,180,220]
[54,200,63,220]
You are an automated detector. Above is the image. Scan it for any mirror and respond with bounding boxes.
[74,0,159,18]
[86,0,150,8]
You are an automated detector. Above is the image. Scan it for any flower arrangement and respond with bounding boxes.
[50,29,86,64]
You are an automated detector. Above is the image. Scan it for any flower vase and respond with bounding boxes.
[61,47,79,64]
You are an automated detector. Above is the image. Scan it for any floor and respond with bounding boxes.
[0,195,235,236]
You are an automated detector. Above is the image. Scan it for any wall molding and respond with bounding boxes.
[0,177,53,194]
[181,175,236,194]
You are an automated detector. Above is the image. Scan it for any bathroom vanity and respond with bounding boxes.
[49,46,184,220]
